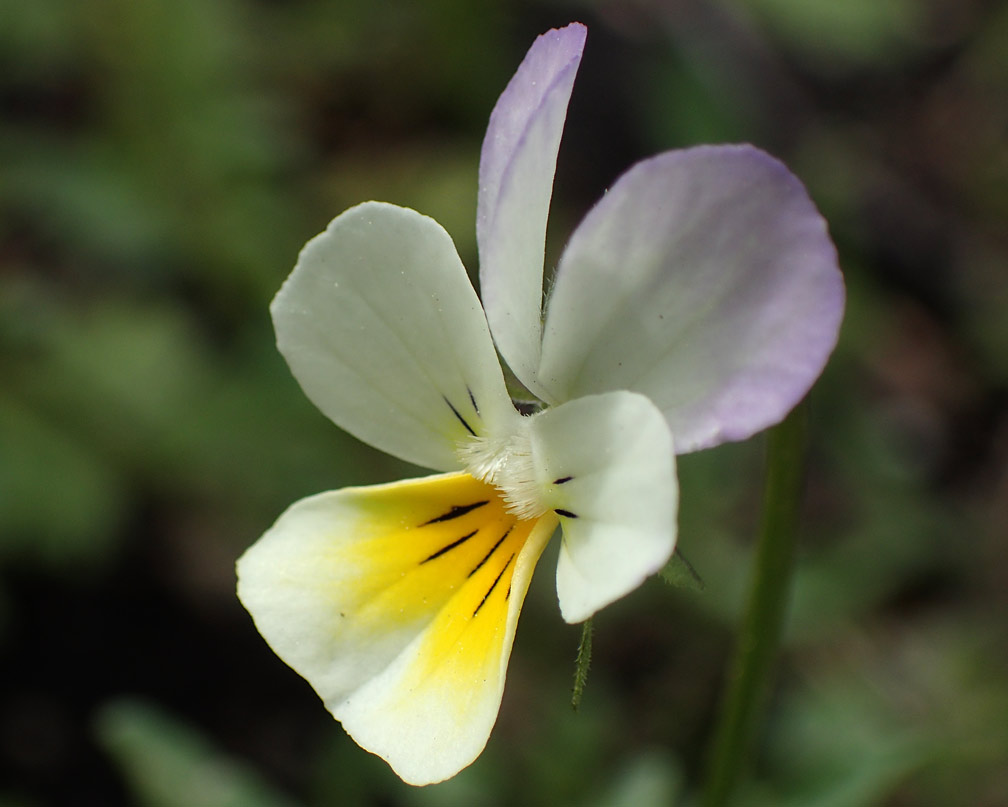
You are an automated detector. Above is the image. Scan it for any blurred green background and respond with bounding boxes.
[2,0,1007,805]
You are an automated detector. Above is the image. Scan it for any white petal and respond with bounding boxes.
[236,472,557,785]
[528,391,678,623]
[272,202,513,471]
[537,146,845,453]
[477,23,586,395]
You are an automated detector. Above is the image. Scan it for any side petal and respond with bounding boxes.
[528,391,678,624]
[537,145,845,453]
[477,23,586,394]
[272,202,514,471]
[236,472,557,786]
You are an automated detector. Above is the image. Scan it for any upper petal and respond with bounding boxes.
[236,472,556,785]
[536,145,845,453]
[528,391,678,623]
[477,23,586,395]
[272,202,514,471]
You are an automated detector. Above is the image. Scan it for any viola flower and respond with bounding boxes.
[237,22,844,786]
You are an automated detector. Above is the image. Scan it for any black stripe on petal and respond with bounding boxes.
[421,530,478,564]
[473,553,515,617]
[555,508,579,519]
[468,526,512,578]
[421,501,488,525]
[444,396,477,436]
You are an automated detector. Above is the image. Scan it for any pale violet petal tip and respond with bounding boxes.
[477,23,587,396]
[538,144,844,453]
[476,22,586,231]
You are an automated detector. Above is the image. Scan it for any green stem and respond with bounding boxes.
[699,403,808,807]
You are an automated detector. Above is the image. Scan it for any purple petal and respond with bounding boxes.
[537,145,845,453]
[477,23,586,395]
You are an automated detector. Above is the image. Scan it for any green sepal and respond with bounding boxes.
[659,548,705,591]
[571,617,594,711]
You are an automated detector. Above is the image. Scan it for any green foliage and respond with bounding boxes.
[733,0,925,71]
[0,390,125,567]
[95,699,302,807]
[588,751,685,807]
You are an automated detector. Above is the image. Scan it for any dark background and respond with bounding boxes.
[2,0,1007,804]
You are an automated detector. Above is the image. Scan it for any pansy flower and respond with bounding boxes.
[237,22,844,786]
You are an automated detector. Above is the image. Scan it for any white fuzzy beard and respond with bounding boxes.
[455,416,546,521]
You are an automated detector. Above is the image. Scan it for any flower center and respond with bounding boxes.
[455,415,547,521]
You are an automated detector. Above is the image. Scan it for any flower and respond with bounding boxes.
[236,22,844,786]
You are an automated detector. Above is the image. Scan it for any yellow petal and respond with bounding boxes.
[236,472,557,785]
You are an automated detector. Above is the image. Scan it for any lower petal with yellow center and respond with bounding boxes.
[236,471,558,785]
